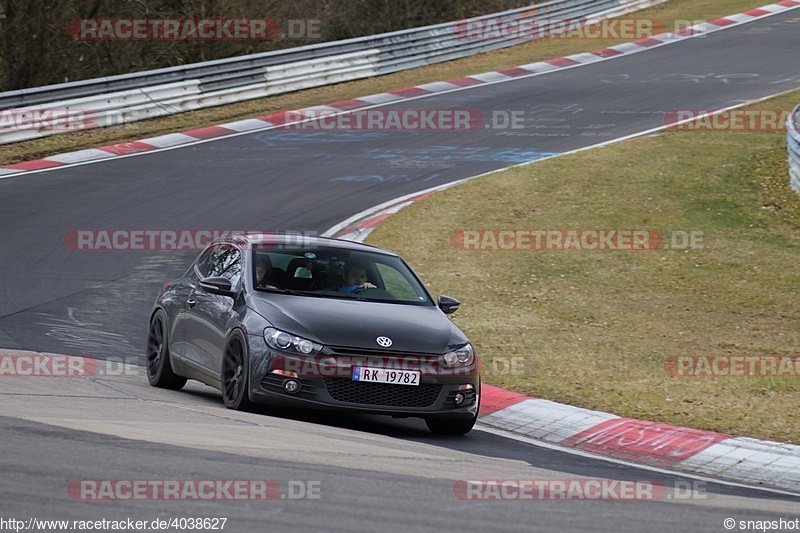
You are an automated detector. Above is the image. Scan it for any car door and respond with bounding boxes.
[166,275,196,360]
[170,246,214,365]
[183,243,243,377]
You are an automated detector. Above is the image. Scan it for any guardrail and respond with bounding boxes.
[789,105,800,193]
[0,0,664,145]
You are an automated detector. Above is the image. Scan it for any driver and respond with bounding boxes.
[336,265,376,293]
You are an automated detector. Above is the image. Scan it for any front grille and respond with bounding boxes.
[325,347,443,371]
[327,346,439,358]
[323,378,442,408]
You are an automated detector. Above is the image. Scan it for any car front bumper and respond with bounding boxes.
[247,339,480,419]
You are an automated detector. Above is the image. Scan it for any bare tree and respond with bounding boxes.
[0,0,531,91]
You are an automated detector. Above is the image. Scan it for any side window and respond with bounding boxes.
[198,245,242,287]
[376,263,423,302]
[195,246,215,278]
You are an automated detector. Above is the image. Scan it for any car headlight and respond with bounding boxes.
[443,343,475,367]
[264,327,323,356]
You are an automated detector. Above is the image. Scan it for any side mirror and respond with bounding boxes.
[438,295,461,315]
[199,276,235,297]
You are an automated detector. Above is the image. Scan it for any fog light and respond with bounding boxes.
[454,392,466,406]
[272,369,298,378]
[284,379,301,394]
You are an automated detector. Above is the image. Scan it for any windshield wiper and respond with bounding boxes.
[267,288,334,299]
[259,287,298,295]
[259,287,401,303]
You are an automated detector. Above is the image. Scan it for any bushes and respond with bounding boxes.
[0,0,528,91]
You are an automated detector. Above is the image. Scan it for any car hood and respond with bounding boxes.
[248,292,465,354]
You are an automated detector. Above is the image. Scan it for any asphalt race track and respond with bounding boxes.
[2,372,800,532]
[1,9,800,531]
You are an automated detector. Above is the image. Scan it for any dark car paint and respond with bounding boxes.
[246,294,465,353]
[152,234,479,419]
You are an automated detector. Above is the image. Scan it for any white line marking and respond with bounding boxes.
[218,118,273,132]
[415,81,462,92]
[138,132,198,148]
[566,52,606,64]
[469,71,513,82]
[517,61,560,73]
[323,86,800,238]
[724,13,756,23]
[357,93,405,104]
[297,105,342,115]
[608,42,650,54]
[45,149,115,164]
[1,4,798,183]
[689,22,722,33]
[761,4,790,13]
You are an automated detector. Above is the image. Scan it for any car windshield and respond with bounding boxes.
[252,245,432,305]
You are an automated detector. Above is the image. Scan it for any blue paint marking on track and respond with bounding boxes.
[354,146,559,164]
[329,173,444,183]
[253,131,404,147]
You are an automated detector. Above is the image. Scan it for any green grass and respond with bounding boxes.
[0,0,770,166]
[366,91,800,443]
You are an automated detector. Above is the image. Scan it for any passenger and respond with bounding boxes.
[255,255,276,288]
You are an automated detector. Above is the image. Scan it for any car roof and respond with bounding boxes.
[228,232,399,257]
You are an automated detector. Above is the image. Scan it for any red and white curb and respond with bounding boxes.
[1,0,799,179]
[324,186,451,242]
[325,188,800,494]
[479,386,800,492]
[324,165,800,496]
[327,197,800,493]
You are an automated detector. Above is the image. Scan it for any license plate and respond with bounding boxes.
[351,366,420,386]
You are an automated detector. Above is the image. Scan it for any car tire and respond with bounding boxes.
[221,334,255,411]
[146,310,187,390]
[425,413,478,436]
